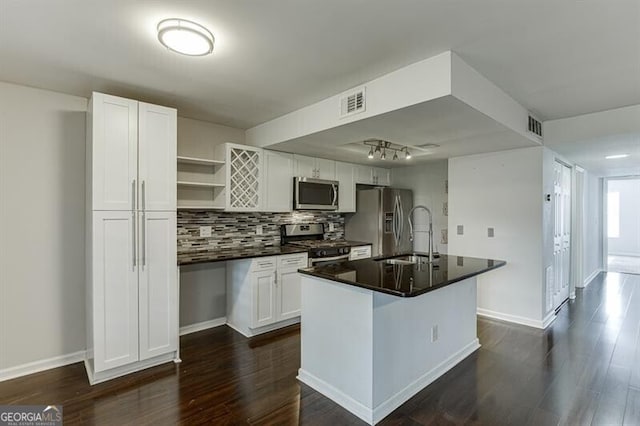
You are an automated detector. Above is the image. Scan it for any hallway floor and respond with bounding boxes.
[0,272,638,425]
[609,255,640,275]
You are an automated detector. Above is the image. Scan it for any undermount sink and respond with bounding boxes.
[379,254,433,265]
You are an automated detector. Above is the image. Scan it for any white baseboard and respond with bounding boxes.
[372,339,480,424]
[541,311,557,329]
[179,317,227,336]
[579,269,602,288]
[298,369,373,424]
[85,352,177,385]
[0,350,86,382]
[298,339,481,425]
[227,317,300,338]
[477,308,549,329]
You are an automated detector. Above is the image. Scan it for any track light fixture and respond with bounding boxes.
[363,139,411,161]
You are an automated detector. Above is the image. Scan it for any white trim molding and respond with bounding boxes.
[297,339,480,425]
[0,350,86,383]
[477,308,554,329]
[179,317,227,336]
[580,269,603,288]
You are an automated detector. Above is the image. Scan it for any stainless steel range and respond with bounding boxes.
[281,223,357,267]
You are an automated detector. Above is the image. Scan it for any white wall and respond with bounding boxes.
[176,117,245,326]
[391,161,448,254]
[448,147,545,327]
[583,172,604,283]
[0,82,87,370]
[0,82,245,374]
[607,178,640,256]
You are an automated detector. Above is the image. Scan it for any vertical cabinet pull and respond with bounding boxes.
[132,179,136,210]
[132,210,136,268]
[142,180,146,211]
[142,212,146,268]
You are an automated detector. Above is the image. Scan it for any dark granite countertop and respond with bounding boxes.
[298,253,506,298]
[178,245,308,265]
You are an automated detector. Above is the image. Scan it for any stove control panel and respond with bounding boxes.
[310,246,350,258]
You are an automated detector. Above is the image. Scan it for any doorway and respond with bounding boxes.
[605,177,640,275]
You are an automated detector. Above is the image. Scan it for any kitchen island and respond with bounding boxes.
[297,253,505,425]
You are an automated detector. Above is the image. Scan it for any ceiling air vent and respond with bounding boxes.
[340,87,366,118]
[528,115,543,138]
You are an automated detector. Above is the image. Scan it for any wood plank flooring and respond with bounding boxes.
[0,272,638,425]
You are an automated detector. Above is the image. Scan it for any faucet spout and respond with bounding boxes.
[408,205,434,263]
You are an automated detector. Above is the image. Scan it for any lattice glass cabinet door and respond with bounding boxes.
[226,144,263,211]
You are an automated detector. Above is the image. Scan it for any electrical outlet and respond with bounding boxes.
[328,223,335,232]
[431,325,439,342]
[256,225,263,235]
[199,226,212,238]
[488,227,495,238]
[457,225,464,235]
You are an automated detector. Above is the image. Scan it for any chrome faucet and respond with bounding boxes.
[408,205,434,263]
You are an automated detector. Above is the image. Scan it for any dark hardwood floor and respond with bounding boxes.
[1,272,639,425]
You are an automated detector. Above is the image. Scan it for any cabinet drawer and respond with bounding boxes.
[251,257,277,271]
[278,253,309,269]
[349,245,372,260]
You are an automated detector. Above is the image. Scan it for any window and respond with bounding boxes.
[607,191,620,238]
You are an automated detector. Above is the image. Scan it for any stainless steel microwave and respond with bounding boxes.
[294,177,339,210]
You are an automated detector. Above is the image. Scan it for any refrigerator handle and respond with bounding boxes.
[397,195,404,243]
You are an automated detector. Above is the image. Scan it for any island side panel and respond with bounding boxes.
[298,275,375,418]
[371,276,479,419]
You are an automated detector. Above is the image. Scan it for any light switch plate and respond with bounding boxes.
[457,225,464,235]
[256,225,263,235]
[488,227,495,238]
[199,226,212,238]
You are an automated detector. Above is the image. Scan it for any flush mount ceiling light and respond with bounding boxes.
[363,139,412,161]
[605,154,629,159]
[157,18,214,56]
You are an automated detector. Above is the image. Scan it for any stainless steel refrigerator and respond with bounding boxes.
[345,187,413,256]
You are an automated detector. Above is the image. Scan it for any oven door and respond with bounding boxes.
[308,254,350,267]
[294,177,339,210]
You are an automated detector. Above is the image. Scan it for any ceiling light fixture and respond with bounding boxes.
[363,139,413,161]
[157,18,214,56]
[605,154,629,159]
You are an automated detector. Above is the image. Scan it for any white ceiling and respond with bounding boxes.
[0,0,640,128]
[1,0,639,130]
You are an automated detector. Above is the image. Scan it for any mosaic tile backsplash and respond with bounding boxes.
[177,211,345,253]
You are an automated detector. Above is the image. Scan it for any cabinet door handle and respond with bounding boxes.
[142,180,146,211]
[132,210,137,268]
[274,271,277,286]
[132,179,136,210]
[142,212,146,268]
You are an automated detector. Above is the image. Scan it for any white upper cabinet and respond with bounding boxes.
[336,161,356,213]
[354,164,390,186]
[89,93,177,211]
[373,167,391,186]
[90,93,138,211]
[223,143,263,212]
[138,102,177,211]
[293,154,335,180]
[293,154,316,177]
[264,150,293,212]
[315,158,336,180]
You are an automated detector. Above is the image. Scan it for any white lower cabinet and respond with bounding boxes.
[87,211,177,383]
[227,253,308,337]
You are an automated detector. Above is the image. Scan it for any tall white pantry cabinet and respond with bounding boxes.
[85,92,179,384]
